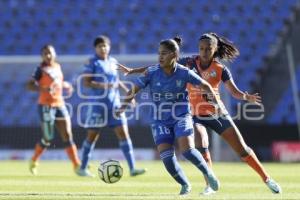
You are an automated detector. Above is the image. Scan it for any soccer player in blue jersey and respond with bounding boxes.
[75,35,146,177]
[118,34,282,195]
[116,38,220,195]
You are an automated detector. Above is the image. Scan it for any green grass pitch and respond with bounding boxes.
[0,160,299,199]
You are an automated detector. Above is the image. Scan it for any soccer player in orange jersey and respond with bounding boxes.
[26,44,80,175]
[117,34,281,195]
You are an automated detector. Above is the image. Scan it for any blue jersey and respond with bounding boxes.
[83,55,121,109]
[134,63,204,124]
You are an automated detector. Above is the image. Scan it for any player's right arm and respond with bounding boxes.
[82,75,117,89]
[116,66,152,115]
[83,59,117,89]
[26,79,48,92]
[117,63,148,75]
[26,66,49,92]
[117,55,193,76]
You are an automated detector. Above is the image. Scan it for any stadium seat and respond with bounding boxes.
[268,66,300,124]
[0,0,298,126]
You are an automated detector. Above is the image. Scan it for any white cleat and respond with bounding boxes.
[75,167,95,177]
[200,186,216,195]
[130,168,147,177]
[179,184,192,195]
[204,172,220,191]
[29,160,38,175]
[265,178,282,194]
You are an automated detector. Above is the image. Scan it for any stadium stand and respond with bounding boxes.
[0,0,298,126]
[268,66,300,124]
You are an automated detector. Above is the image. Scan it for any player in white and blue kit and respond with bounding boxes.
[76,35,146,177]
[117,38,220,195]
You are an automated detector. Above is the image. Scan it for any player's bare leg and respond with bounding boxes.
[56,118,81,170]
[221,126,282,194]
[194,124,215,195]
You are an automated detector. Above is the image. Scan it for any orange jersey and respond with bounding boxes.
[182,56,229,116]
[33,62,64,107]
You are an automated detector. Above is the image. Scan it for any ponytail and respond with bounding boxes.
[173,36,183,47]
[199,32,239,62]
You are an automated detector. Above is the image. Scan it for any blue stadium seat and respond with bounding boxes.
[268,66,300,124]
[0,0,298,126]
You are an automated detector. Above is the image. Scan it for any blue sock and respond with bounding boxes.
[160,148,189,186]
[80,139,95,170]
[182,148,210,175]
[119,139,135,171]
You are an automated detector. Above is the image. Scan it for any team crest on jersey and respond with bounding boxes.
[176,80,182,87]
[210,70,217,77]
[202,72,210,80]
[202,70,217,80]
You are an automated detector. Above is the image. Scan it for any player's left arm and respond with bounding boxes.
[62,81,74,95]
[222,66,261,104]
[224,80,261,104]
[119,81,136,106]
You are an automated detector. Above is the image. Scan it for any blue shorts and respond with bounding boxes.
[38,105,70,140]
[193,114,233,135]
[84,104,127,130]
[150,115,194,145]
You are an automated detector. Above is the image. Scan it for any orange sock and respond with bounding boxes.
[201,151,213,168]
[242,150,269,182]
[31,143,46,162]
[65,144,81,168]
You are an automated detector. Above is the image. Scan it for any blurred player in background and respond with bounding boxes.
[118,33,282,194]
[117,38,220,195]
[26,44,81,175]
[75,35,146,177]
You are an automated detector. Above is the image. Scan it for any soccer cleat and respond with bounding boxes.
[130,168,146,177]
[29,160,38,175]
[204,172,220,191]
[265,178,282,194]
[75,167,95,177]
[179,184,192,195]
[200,185,216,195]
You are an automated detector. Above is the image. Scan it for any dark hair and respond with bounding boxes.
[173,36,183,47]
[40,44,54,53]
[93,35,111,47]
[160,36,183,52]
[199,32,239,62]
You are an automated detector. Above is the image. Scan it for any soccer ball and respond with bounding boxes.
[98,159,123,183]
